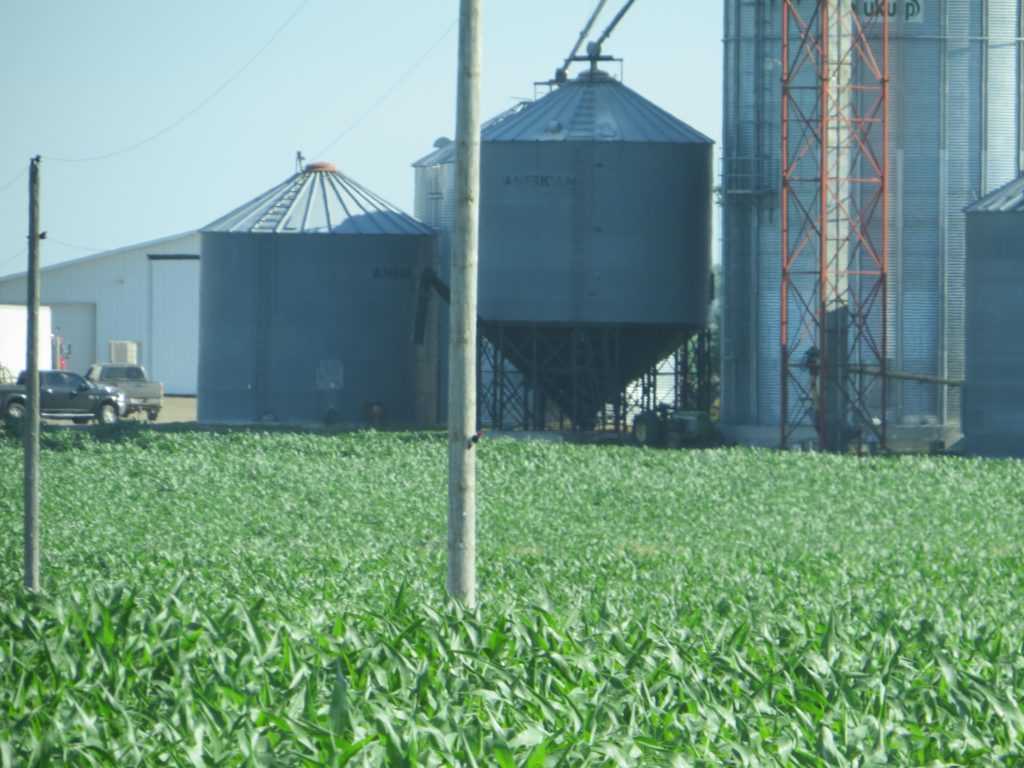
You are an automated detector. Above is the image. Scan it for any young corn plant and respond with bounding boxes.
[1,429,1023,764]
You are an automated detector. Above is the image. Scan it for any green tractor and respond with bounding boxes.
[632,405,720,449]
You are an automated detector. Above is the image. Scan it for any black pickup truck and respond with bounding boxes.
[0,370,127,425]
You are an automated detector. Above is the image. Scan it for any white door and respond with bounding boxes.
[149,258,200,395]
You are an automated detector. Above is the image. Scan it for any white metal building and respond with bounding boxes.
[0,232,200,394]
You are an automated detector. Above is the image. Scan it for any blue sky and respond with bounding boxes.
[0,1,722,277]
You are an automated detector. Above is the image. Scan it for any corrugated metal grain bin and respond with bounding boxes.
[198,163,438,425]
[720,0,1021,445]
[415,70,714,426]
[477,70,712,329]
[964,176,1024,458]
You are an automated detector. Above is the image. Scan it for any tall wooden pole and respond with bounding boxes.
[24,156,41,591]
[447,0,482,606]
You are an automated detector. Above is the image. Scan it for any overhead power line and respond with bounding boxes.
[44,0,312,164]
[312,19,457,160]
[0,238,100,273]
[0,168,28,197]
[45,237,102,253]
[0,248,27,270]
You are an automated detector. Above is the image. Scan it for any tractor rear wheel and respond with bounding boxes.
[633,411,663,448]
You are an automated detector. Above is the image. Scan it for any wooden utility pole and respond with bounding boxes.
[24,156,42,590]
[447,0,482,606]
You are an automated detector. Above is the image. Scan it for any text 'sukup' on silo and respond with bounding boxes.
[198,163,438,426]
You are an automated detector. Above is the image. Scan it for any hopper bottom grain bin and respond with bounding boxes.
[415,69,715,429]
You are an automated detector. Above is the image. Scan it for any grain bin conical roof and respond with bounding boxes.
[414,70,711,170]
[965,174,1024,213]
[486,70,712,143]
[203,163,432,235]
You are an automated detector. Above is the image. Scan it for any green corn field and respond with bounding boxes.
[1,425,1023,766]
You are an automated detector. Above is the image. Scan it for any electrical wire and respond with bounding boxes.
[43,0,312,164]
[0,168,28,197]
[45,237,103,253]
[312,19,457,161]
[0,247,26,271]
[0,239,101,276]
[0,172,29,274]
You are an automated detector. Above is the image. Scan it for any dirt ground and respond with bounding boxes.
[35,396,196,428]
[136,396,196,424]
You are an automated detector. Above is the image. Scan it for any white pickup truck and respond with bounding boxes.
[85,364,164,421]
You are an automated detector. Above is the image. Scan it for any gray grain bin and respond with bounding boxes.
[416,70,714,427]
[964,176,1024,458]
[721,0,1021,446]
[198,163,438,425]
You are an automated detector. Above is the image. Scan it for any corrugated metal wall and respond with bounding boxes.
[414,161,455,281]
[721,0,1022,442]
[198,231,437,426]
[721,0,781,431]
[413,160,455,415]
[149,258,200,394]
[478,141,711,327]
[0,233,201,393]
[965,208,1024,456]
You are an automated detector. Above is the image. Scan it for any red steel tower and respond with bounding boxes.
[780,1,889,451]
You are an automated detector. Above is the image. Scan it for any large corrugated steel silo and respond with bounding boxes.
[720,0,1022,446]
[964,175,1024,457]
[416,70,714,428]
[199,163,438,425]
